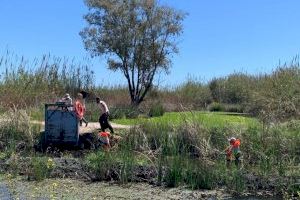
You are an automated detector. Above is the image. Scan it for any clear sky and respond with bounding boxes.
[1,0,300,86]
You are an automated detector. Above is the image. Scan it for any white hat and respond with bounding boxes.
[228,137,236,142]
[65,93,70,98]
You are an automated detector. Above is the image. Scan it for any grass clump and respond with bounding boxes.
[29,157,55,181]
[0,109,39,155]
[148,101,165,117]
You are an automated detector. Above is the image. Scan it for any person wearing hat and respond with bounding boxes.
[225,137,241,167]
[74,93,88,127]
[60,93,73,111]
[96,97,114,133]
[62,93,72,104]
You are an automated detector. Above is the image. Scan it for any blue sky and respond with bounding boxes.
[1,0,300,86]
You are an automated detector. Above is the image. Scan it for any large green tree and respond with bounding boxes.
[80,0,185,105]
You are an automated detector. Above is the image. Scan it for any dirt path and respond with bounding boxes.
[30,120,131,133]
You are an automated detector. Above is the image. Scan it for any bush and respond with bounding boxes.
[224,104,244,113]
[85,151,118,181]
[148,102,165,117]
[176,78,212,110]
[209,73,254,105]
[0,109,35,152]
[246,65,300,123]
[30,157,55,181]
[208,102,225,112]
[109,106,140,119]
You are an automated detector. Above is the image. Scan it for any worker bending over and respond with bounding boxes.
[225,137,241,167]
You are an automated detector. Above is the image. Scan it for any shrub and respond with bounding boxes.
[224,104,244,113]
[148,102,165,117]
[109,105,140,119]
[30,157,55,181]
[185,162,219,190]
[85,151,119,181]
[209,73,254,105]
[0,109,35,153]
[86,148,136,183]
[247,65,300,123]
[208,102,225,112]
[176,78,212,110]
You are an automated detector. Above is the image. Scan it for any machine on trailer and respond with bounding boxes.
[36,102,82,151]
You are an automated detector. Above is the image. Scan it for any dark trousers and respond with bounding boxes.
[99,112,114,133]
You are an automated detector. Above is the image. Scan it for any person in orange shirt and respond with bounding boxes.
[74,93,88,127]
[98,131,111,151]
[225,137,242,167]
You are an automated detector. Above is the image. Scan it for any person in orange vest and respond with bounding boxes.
[225,137,241,167]
[74,93,88,127]
[98,131,111,151]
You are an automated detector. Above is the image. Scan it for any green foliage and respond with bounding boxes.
[225,104,244,113]
[185,161,219,190]
[148,101,165,117]
[30,157,55,181]
[225,169,246,193]
[119,113,299,194]
[86,139,136,183]
[110,106,140,119]
[0,51,95,109]
[209,73,254,105]
[164,156,184,187]
[81,0,185,105]
[208,102,225,112]
[86,151,117,181]
[113,111,257,127]
[0,109,36,153]
[176,78,212,109]
[247,65,300,123]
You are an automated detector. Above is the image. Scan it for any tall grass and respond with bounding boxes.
[0,50,95,109]
[1,51,300,124]
[86,117,299,195]
[0,108,41,156]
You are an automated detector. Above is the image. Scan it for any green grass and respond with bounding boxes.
[113,111,258,127]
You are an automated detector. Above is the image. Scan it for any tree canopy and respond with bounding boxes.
[80,0,185,105]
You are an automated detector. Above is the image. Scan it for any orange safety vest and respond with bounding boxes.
[99,132,110,144]
[75,100,84,119]
[226,139,241,159]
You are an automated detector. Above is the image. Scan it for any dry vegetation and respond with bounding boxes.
[0,53,300,199]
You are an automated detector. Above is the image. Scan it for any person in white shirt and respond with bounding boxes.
[62,93,72,104]
[96,97,114,133]
[60,93,73,111]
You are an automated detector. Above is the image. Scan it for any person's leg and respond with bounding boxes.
[234,152,241,167]
[103,113,114,133]
[226,158,231,168]
[82,117,88,127]
[99,114,106,132]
